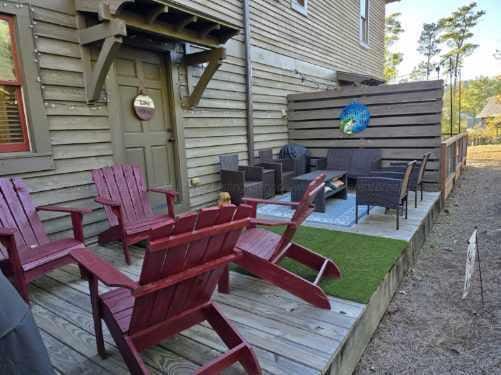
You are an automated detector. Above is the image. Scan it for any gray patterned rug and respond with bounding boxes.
[257,192,372,227]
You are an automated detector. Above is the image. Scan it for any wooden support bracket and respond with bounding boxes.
[176,15,198,32]
[182,47,226,109]
[146,4,169,24]
[78,17,127,102]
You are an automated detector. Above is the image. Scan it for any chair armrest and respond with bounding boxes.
[0,228,16,237]
[148,188,177,218]
[95,196,121,207]
[242,197,300,208]
[36,205,92,214]
[71,248,137,290]
[257,161,283,171]
[239,166,264,181]
[148,188,177,198]
[37,205,91,243]
[252,218,295,227]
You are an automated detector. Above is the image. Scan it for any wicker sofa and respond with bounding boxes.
[316,149,382,180]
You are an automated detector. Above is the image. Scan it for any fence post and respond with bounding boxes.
[440,141,447,205]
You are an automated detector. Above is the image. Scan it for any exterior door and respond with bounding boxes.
[113,46,177,210]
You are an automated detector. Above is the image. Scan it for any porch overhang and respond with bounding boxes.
[76,0,240,48]
[75,0,240,104]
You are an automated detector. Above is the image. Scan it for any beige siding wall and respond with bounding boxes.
[179,0,386,79]
[4,0,386,239]
[181,41,335,209]
[12,1,112,240]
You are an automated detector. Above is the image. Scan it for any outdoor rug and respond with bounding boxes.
[257,192,372,227]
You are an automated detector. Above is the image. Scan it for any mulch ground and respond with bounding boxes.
[355,149,501,375]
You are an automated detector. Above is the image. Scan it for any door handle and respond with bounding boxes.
[168,138,176,143]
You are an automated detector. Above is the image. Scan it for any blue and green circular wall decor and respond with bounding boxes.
[339,102,371,135]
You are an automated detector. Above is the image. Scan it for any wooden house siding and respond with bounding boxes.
[3,0,386,239]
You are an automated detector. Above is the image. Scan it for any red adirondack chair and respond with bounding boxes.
[71,205,261,375]
[219,174,341,309]
[0,177,91,301]
[92,164,177,264]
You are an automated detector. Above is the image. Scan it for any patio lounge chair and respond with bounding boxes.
[371,153,432,208]
[356,161,416,230]
[256,148,296,193]
[218,174,341,309]
[0,177,91,301]
[71,206,261,375]
[92,164,177,265]
[219,154,274,204]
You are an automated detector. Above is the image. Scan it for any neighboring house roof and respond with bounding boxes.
[478,96,501,119]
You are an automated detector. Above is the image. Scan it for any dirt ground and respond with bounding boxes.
[355,144,501,375]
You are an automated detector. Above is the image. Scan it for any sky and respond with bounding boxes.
[386,0,501,81]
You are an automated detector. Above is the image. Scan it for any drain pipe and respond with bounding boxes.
[243,0,255,164]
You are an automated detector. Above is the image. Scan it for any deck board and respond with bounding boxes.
[29,242,365,374]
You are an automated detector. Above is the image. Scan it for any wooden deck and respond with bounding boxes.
[30,243,365,375]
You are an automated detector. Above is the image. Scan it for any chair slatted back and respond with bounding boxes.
[92,164,152,226]
[272,174,325,261]
[128,205,251,334]
[219,154,239,171]
[400,161,416,200]
[0,178,49,252]
[417,153,432,184]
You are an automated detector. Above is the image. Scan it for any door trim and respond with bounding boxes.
[106,45,190,213]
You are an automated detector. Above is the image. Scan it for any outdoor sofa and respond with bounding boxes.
[316,148,382,181]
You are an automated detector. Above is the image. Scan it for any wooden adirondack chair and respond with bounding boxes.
[219,174,341,309]
[92,164,177,265]
[71,205,261,375]
[0,177,91,302]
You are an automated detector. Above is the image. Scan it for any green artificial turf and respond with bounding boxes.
[236,226,407,304]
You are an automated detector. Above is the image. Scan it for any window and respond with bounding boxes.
[360,0,369,46]
[0,15,30,152]
[0,4,53,175]
[291,0,308,16]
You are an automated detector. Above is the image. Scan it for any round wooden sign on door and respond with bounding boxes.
[133,94,156,121]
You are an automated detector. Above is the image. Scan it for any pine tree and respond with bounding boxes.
[438,2,486,85]
[384,12,404,81]
[416,23,441,79]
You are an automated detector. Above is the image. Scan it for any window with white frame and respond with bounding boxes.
[291,0,308,16]
[360,0,369,45]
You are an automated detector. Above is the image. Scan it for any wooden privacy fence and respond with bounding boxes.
[440,133,468,202]
[287,80,444,188]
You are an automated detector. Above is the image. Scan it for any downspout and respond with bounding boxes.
[243,0,255,164]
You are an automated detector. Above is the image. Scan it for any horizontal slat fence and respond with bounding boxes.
[287,80,444,188]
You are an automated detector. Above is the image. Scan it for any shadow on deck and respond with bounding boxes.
[30,243,364,375]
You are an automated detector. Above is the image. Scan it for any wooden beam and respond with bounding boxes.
[200,23,220,38]
[182,48,226,108]
[183,48,225,66]
[79,19,127,45]
[86,36,123,102]
[146,4,169,24]
[76,0,134,15]
[117,12,221,48]
[176,15,198,32]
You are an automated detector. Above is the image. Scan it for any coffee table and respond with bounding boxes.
[292,170,347,212]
